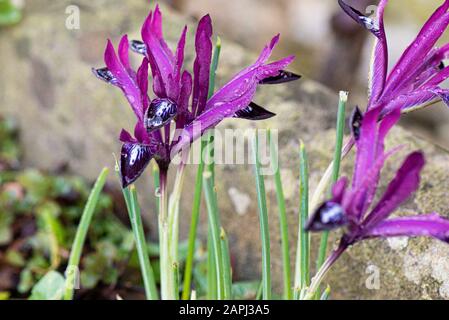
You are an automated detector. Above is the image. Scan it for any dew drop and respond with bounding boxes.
[155,187,161,197]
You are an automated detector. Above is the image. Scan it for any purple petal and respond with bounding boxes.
[259,70,301,85]
[137,58,150,116]
[233,102,276,120]
[363,151,425,229]
[176,70,193,129]
[147,48,167,98]
[431,88,449,107]
[352,108,380,189]
[141,5,175,86]
[346,145,402,222]
[118,35,133,74]
[192,15,213,116]
[120,142,155,188]
[306,201,348,232]
[331,177,348,203]
[338,0,382,37]
[423,64,449,87]
[119,129,136,144]
[367,0,388,107]
[363,213,449,244]
[410,44,449,89]
[381,2,449,100]
[104,39,144,121]
[380,87,438,115]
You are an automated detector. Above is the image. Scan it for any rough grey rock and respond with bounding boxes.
[1,0,449,299]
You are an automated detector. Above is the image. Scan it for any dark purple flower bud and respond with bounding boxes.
[92,67,118,85]
[233,102,276,120]
[145,98,178,132]
[306,201,348,232]
[130,40,147,55]
[259,70,301,85]
[350,106,363,140]
[120,143,154,188]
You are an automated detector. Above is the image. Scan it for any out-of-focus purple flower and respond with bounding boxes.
[307,107,449,249]
[92,5,299,187]
[339,0,449,116]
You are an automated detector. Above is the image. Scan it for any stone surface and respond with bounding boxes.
[1,0,449,299]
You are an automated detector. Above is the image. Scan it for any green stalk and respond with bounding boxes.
[207,227,218,299]
[63,167,109,300]
[158,170,176,299]
[182,140,207,300]
[181,37,221,300]
[220,228,233,299]
[123,185,158,300]
[153,162,160,210]
[316,91,348,271]
[252,132,271,300]
[294,141,309,299]
[268,129,291,299]
[203,170,224,299]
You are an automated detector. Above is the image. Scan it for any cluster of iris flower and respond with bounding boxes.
[93,5,299,187]
[305,0,449,281]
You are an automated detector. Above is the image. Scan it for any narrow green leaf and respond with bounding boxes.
[252,132,271,300]
[63,167,109,300]
[220,228,233,299]
[269,129,292,300]
[125,185,159,300]
[207,227,218,300]
[203,170,224,299]
[294,141,309,298]
[182,140,207,300]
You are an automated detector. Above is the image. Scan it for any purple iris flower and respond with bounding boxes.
[339,0,449,116]
[307,107,449,257]
[92,5,299,187]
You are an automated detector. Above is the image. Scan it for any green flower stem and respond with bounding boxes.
[207,226,218,299]
[220,227,233,299]
[158,169,176,299]
[124,185,158,300]
[252,132,271,300]
[294,141,309,299]
[63,167,109,300]
[316,91,348,272]
[268,129,291,300]
[182,140,207,300]
[203,170,224,299]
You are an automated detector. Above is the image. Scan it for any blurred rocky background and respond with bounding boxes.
[0,0,448,299]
